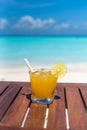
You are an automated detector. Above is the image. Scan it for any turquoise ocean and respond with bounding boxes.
[0,36,87,69]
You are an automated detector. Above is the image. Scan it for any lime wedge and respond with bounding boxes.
[51,62,67,78]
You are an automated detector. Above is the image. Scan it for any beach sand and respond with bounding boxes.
[0,62,87,83]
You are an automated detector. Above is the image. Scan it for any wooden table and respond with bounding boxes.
[0,81,87,130]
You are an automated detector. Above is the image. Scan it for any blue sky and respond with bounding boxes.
[0,0,87,35]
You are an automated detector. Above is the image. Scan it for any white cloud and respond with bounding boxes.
[73,24,79,29]
[83,22,87,29]
[61,23,70,28]
[54,22,70,30]
[13,15,55,29]
[0,18,8,29]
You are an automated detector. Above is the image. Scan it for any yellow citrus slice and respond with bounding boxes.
[51,62,67,78]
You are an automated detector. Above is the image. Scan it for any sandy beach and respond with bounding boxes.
[0,62,87,83]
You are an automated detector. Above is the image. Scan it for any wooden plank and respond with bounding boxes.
[0,82,9,95]
[0,84,21,120]
[58,83,87,88]
[0,126,67,130]
[1,82,87,130]
[0,82,31,127]
[79,87,87,108]
[66,87,87,129]
[47,85,66,129]
[24,103,47,128]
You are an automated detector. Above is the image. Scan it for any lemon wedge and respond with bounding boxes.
[51,62,67,78]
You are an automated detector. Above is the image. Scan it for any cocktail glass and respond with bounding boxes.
[29,68,58,104]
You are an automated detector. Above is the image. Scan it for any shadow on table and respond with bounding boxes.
[25,93,60,101]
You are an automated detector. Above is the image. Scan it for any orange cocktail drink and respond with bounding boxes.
[30,69,58,104]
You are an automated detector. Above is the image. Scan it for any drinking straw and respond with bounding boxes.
[24,58,33,72]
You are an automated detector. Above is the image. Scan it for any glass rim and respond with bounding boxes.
[29,68,58,76]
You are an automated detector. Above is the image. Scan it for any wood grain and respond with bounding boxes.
[79,87,87,108]
[24,103,47,128]
[0,84,21,120]
[47,85,66,129]
[66,87,87,129]
[1,82,87,130]
[0,82,30,127]
[0,82,9,95]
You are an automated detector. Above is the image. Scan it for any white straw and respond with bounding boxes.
[24,58,33,72]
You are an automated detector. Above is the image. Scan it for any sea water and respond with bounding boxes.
[0,36,87,69]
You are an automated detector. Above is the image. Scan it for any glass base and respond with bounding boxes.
[31,95,54,104]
